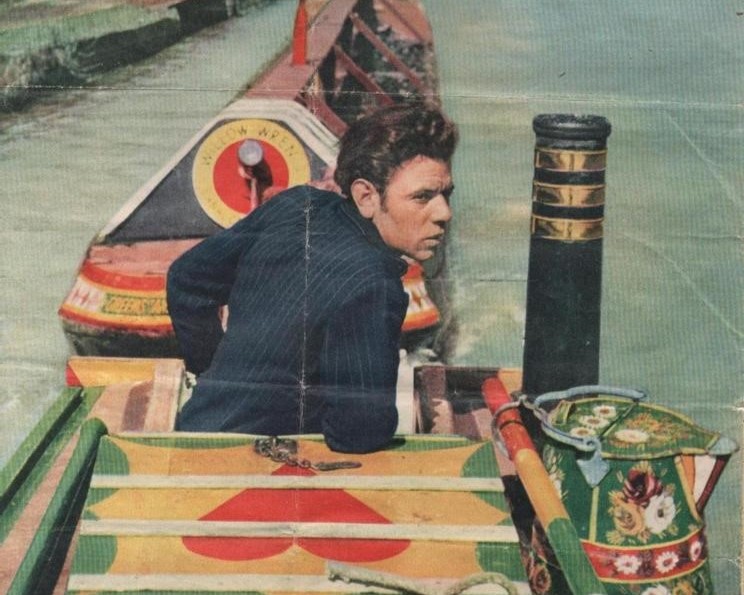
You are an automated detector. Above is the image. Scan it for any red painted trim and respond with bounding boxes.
[292,0,308,65]
[349,13,428,95]
[402,311,440,332]
[377,0,429,43]
[482,376,534,456]
[59,306,173,333]
[65,363,82,387]
[582,529,707,582]
[80,260,166,292]
[333,45,394,106]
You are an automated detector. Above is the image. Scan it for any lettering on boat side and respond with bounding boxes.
[101,294,169,317]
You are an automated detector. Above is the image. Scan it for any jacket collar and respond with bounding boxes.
[338,198,408,276]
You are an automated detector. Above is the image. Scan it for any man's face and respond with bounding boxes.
[365,156,454,261]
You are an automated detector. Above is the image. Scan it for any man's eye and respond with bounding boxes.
[413,187,454,202]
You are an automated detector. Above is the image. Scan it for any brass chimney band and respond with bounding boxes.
[534,147,607,171]
[532,182,605,207]
[530,215,604,241]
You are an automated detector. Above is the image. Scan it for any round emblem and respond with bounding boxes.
[192,119,311,228]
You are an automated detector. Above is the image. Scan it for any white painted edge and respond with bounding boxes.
[692,454,716,504]
[67,573,532,594]
[112,431,473,443]
[80,520,520,543]
[98,98,337,239]
[89,473,504,492]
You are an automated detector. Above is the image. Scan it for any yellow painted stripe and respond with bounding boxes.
[513,449,567,526]
[67,356,164,386]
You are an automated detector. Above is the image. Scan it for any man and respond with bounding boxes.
[167,102,457,453]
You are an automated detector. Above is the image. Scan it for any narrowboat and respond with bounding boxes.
[1,2,736,594]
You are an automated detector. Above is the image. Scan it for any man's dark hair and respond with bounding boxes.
[334,102,458,198]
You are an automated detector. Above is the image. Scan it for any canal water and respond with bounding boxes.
[426,2,742,590]
[1,0,741,590]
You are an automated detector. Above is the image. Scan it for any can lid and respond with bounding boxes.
[546,396,729,460]
[533,114,612,142]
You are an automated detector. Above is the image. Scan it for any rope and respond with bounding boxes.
[327,561,519,595]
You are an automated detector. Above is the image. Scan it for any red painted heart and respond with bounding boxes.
[183,465,410,562]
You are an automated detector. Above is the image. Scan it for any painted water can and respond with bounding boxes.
[527,386,737,595]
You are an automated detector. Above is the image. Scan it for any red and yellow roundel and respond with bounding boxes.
[192,119,311,228]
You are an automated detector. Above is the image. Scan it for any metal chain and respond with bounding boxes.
[253,436,361,472]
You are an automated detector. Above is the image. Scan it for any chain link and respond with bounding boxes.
[254,436,361,472]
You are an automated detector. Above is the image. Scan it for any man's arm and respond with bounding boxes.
[166,225,252,374]
[317,278,408,453]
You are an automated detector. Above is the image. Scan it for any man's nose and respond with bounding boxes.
[431,195,452,223]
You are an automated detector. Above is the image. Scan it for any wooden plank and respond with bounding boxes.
[66,356,161,387]
[67,572,533,594]
[0,435,79,594]
[375,0,432,43]
[89,473,505,492]
[0,388,82,516]
[334,44,394,105]
[301,89,349,137]
[80,519,520,543]
[144,358,182,431]
[8,420,107,595]
[349,12,428,95]
[86,358,182,433]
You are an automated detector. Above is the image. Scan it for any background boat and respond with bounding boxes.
[57,0,451,360]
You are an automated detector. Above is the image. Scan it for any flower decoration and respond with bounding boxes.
[543,446,565,499]
[570,426,596,438]
[579,415,610,429]
[644,494,676,535]
[609,492,646,538]
[623,462,663,506]
[606,463,678,546]
[614,553,642,575]
[688,538,703,563]
[642,586,672,595]
[614,428,650,444]
[654,551,680,574]
[593,404,617,419]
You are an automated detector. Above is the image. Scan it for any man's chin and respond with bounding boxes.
[410,249,435,262]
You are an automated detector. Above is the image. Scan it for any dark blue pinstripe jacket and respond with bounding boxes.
[167,186,409,453]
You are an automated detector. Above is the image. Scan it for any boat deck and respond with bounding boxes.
[2,358,530,594]
[68,431,528,593]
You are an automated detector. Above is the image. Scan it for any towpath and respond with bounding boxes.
[1,0,182,32]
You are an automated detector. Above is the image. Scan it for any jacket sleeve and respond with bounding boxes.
[318,278,408,453]
[166,220,257,374]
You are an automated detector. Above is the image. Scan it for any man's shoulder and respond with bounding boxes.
[230,185,341,226]
[268,185,344,211]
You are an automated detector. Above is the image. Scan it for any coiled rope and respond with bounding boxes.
[327,561,519,595]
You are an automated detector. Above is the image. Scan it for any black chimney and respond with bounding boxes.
[522,114,612,398]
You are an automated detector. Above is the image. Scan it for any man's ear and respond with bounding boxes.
[350,178,381,219]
